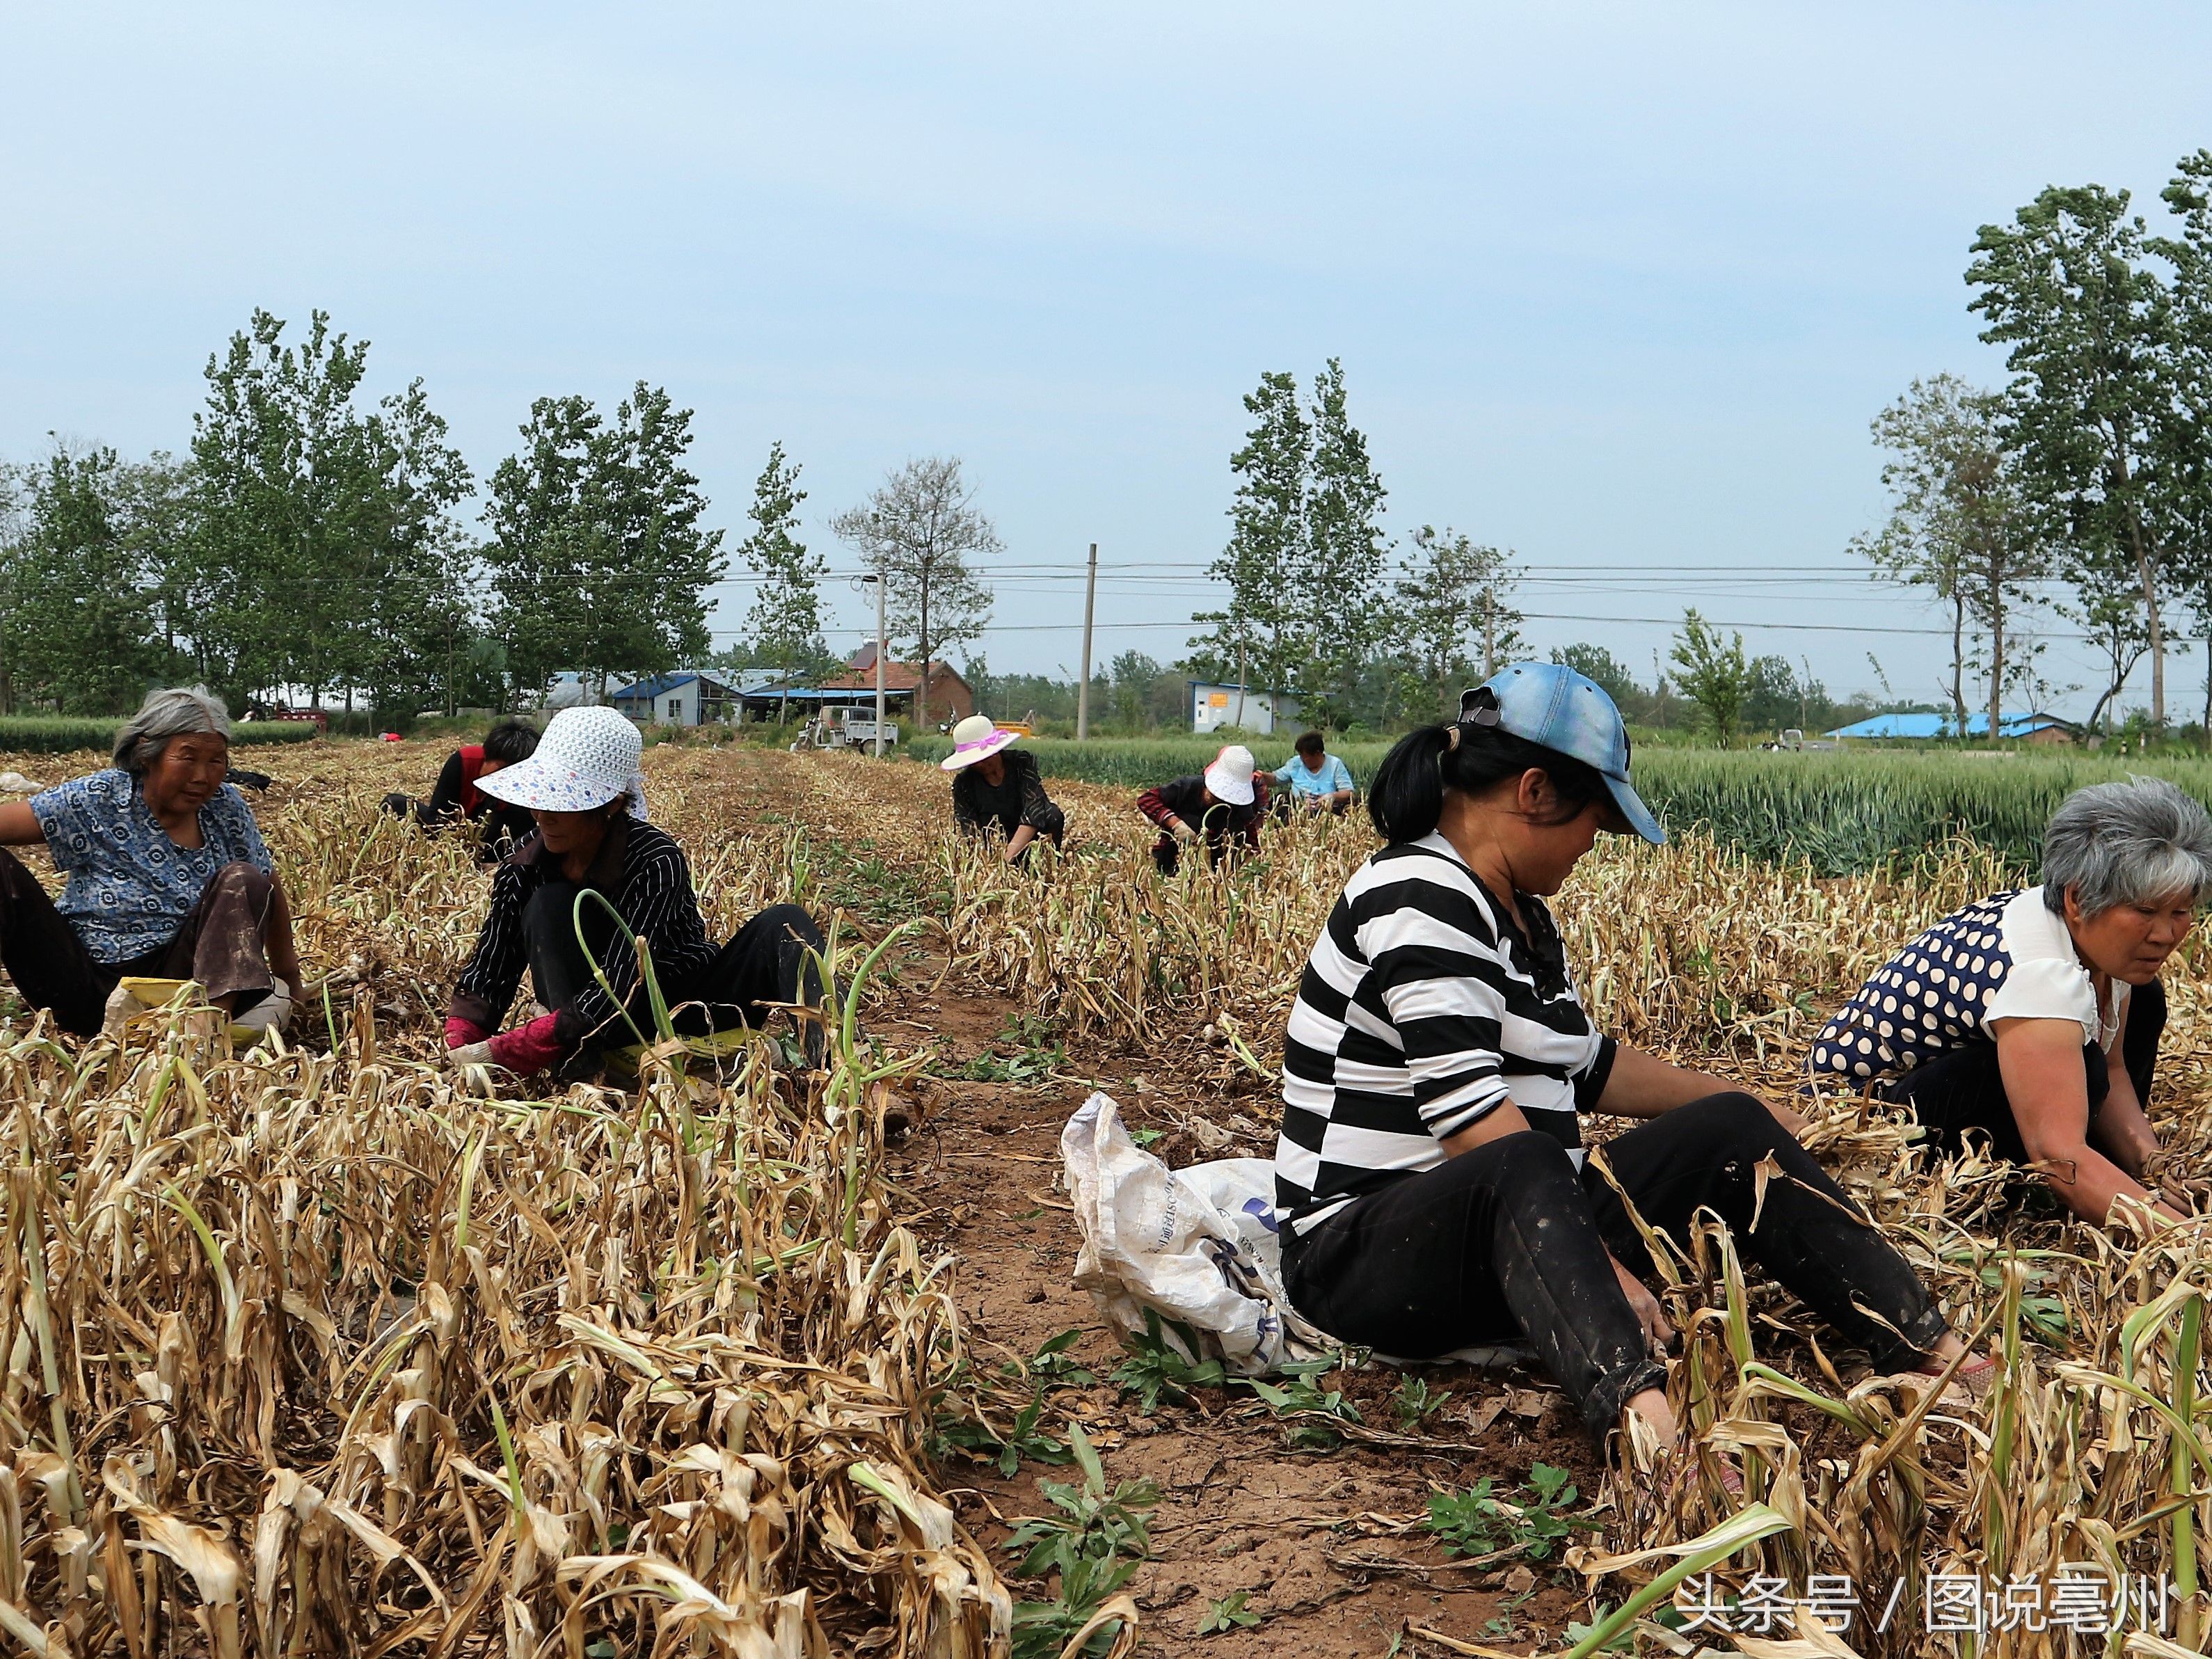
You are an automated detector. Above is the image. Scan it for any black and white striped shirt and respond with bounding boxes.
[1273,832,1616,1232]
[449,817,718,1040]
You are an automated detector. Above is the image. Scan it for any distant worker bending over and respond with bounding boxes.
[381,718,543,862]
[1272,731,1355,816]
[943,715,1066,864]
[1138,745,1267,875]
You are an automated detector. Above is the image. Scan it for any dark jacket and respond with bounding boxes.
[449,816,717,1038]
[1136,773,1268,850]
[953,749,1059,837]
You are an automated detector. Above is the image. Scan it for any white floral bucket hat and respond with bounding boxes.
[477,706,649,816]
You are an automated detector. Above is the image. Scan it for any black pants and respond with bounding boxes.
[521,884,828,1063]
[0,852,276,1038]
[1883,978,2165,1163]
[1281,1093,1950,1434]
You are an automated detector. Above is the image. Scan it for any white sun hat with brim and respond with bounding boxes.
[940,713,1020,772]
[476,706,648,814]
[1203,744,1257,806]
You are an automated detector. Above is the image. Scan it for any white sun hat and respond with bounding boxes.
[476,706,648,814]
[1204,744,1257,806]
[940,713,1020,772]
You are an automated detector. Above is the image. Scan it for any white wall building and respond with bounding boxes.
[1188,681,1299,736]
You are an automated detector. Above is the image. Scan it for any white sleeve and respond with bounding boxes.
[1983,957,2097,1040]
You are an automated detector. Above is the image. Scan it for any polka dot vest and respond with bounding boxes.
[1809,891,2016,1082]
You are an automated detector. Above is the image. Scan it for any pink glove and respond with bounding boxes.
[446,1017,491,1050]
[487,1012,566,1077]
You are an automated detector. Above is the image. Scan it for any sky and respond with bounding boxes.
[8,1,2212,720]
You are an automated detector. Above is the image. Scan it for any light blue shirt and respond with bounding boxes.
[29,770,272,963]
[1273,753,1353,798]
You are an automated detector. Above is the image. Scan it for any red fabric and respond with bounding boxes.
[446,1017,491,1049]
[456,745,486,817]
[488,1010,566,1076]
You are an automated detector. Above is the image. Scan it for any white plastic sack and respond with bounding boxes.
[1061,1091,1532,1374]
[1062,1091,1330,1374]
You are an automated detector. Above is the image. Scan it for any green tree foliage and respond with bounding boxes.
[484,384,726,700]
[1668,609,1752,743]
[1299,360,1389,724]
[0,445,184,713]
[1392,525,1520,720]
[1190,371,1310,698]
[2154,150,2212,729]
[736,442,830,687]
[184,309,473,715]
[1550,644,1644,712]
[829,456,998,729]
[1191,363,1396,724]
[1852,375,2046,735]
[1968,186,2181,725]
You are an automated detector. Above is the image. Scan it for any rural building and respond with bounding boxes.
[1824,711,2076,745]
[818,646,977,724]
[610,671,740,726]
[1188,681,1300,736]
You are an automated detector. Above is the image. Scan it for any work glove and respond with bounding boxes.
[486,1011,566,1077]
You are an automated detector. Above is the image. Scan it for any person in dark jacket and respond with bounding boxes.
[382,720,542,861]
[441,707,828,1079]
[1138,745,1268,875]
[943,715,1066,864]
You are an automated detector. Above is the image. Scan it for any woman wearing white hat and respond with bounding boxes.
[1137,745,1270,875]
[943,715,1066,865]
[442,706,828,1078]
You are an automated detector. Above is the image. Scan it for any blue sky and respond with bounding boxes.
[8,3,2212,716]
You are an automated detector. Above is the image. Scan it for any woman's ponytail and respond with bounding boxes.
[1367,725,1454,843]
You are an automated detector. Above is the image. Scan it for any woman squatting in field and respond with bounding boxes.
[1812,777,2212,1229]
[443,705,832,1082]
[1269,662,1987,1460]
[380,716,544,862]
[0,686,303,1038]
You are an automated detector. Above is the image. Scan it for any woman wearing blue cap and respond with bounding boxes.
[1270,662,1984,1458]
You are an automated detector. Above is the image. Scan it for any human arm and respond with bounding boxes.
[1439,1101,1670,1353]
[1138,780,1199,839]
[1325,757,1355,809]
[0,802,42,846]
[447,866,531,1039]
[1994,1015,2183,1225]
[951,770,985,835]
[2088,996,2161,1180]
[560,834,717,1046]
[1594,1042,1809,1134]
[1004,823,1037,862]
[1015,754,1058,830]
[424,752,469,821]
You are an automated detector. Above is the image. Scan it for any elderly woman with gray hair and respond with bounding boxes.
[0,686,301,1038]
[1811,777,2212,1227]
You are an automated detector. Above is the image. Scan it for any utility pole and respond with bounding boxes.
[1076,541,1097,740]
[869,575,888,757]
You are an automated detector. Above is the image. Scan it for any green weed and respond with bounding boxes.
[1005,1425,1159,1659]
[1426,1463,1594,1563]
[1111,1310,1227,1412]
[1197,1591,1263,1635]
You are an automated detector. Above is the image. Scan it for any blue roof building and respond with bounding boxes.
[1824,711,2075,742]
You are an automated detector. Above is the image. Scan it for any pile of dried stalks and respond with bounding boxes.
[0,744,1001,1656]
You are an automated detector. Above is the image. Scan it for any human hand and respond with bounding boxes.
[1611,1254,1674,1358]
[445,1040,493,1067]
[445,1017,491,1051]
[1172,819,1197,841]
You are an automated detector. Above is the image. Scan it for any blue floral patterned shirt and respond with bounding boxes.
[29,770,273,964]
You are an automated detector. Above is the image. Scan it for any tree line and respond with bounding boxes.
[0,307,1008,726]
[1861,148,2212,736]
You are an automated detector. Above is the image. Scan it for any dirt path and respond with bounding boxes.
[884,973,1610,1658]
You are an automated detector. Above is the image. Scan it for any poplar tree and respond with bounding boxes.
[1392,525,1521,720]
[1190,371,1309,699]
[1968,186,2180,725]
[738,442,828,697]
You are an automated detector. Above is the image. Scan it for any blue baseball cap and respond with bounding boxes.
[1463,662,1666,845]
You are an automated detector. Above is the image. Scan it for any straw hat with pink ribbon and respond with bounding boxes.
[940,715,1021,771]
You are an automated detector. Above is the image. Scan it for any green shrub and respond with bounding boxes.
[0,717,319,756]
